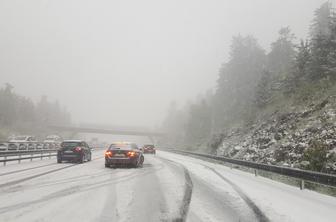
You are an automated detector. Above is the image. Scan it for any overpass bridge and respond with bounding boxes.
[47,125,164,141]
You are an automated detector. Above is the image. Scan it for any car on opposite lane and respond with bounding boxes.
[143,144,156,154]
[8,135,37,143]
[57,140,92,163]
[44,135,62,144]
[8,135,38,150]
[105,142,144,168]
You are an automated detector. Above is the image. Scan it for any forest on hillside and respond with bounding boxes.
[160,2,336,172]
[0,83,71,140]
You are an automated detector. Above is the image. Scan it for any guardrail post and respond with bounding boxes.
[230,163,233,169]
[49,152,51,159]
[41,152,43,160]
[254,169,258,177]
[18,154,21,164]
[30,154,33,162]
[300,180,305,190]
[3,156,7,166]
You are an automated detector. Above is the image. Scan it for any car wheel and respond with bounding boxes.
[57,158,62,163]
[105,163,110,168]
[88,153,92,161]
[79,155,84,164]
[139,156,144,167]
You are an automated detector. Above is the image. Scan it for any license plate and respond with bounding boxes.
[114,154,125,157]
[64,151,73,153]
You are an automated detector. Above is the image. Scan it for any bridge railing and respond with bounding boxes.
[170,150,336,189]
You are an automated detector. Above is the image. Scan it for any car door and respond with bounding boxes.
[85,142,91,158]
[80,142,87,158]
[85,142,90,157]
[86,143,92,159]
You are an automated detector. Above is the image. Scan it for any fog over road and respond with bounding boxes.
[0,151,335,222]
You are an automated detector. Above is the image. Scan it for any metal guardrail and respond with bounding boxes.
[0,142,59,166]
[171,150,336,188]
[0,149,58,157]
[0,149,57,165]
[0,142,104,166]
[0,142,60,152]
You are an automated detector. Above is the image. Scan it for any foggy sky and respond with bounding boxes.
[0,0,331,129]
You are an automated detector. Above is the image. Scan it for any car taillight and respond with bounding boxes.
[105,150,113,157]
[127,151,136,157]
[75,147,82,152]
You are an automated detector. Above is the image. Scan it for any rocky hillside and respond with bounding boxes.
[216,91,336,173]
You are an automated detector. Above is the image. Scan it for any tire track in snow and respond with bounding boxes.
[157,157,193,222]
[176,166,193,222]
[0,163,57,177]
[0,157,104,189]
[0,161,166,214]
[0,149,104,178]
[204,165,269,222]
[0,164,75,189]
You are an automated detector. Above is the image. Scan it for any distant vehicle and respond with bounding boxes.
[0,143,7,151]
[105,142,144,168]
[143,144,156,154]
[8,135,37,143]
[43,135,62,149]
[8,136,38,150]
[57,140,92,163]
[44,135,62,143]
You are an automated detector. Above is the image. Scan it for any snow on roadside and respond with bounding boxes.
[159,151,336,222]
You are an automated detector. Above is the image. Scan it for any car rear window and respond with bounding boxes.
[61,142,81,147]
[144,145,154,148]
[109,143,138,150]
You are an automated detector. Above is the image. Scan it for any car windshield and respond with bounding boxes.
[109,143,138,150]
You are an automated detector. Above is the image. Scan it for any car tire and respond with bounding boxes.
[57,158,62,163]
[79,155,84,164]
[88,153,92,161]
[134,156,144,168]
[105,163,110,168]
[139,156,144,167]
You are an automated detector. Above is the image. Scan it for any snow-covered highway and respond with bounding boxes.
[0,150,335,222]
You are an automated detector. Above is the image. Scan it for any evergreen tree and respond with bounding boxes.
[184,99,212,148]
[310,2,333,37]
[255,69,272,108]
[268,27,296,77]
[309,1,336,80]
[284,39,311,94]
[215,35,265,127]
[0,83,15,126]
[0,84,71,132]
